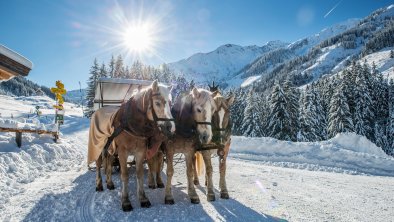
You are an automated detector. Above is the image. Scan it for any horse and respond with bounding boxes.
[147,88,217,204]
[87,80,175,211]
[194,91,234,200]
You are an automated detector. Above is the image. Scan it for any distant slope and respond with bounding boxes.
[0,76,55,99]
[167,41,288,85]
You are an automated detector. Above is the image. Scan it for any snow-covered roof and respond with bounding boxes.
[94,78,166,110]
[0,45,33,69]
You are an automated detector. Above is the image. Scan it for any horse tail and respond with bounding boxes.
[195,152,204,176]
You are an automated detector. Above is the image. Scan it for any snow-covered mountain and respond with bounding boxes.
[168,5,393,90]
[167,41,288,85]
[247,4,394,92]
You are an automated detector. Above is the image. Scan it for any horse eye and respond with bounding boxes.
[197,108,202,113]
[155,102,161,107]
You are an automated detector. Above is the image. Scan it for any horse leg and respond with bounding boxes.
[219,142,230,199]
[95,154,104,192]
[105,154,115,190]
[147,156,157,189]
[185,151,200,204]
[202,151,215,201]
[164,146,175,204]
[156,151,165,188]
[192,153,200,185]
[119,148,132,211]
[135,153,151,208]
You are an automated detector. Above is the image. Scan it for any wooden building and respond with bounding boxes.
[0,45,33,81]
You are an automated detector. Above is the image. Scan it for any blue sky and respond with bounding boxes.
[1,0,392,90]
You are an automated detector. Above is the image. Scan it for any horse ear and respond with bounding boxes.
[211,90,219,98]
[227,94,235,106]
[152,80,159,92]
[192,87,200,98]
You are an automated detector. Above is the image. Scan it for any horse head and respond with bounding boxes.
[139,80,175,137]
[212,92,235,144]
[191,87,217,144]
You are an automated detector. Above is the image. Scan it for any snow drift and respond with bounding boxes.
[230,133,394,176]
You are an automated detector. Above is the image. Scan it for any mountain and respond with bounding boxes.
[167,40,288,85]
[64,88,86,105]
[168,5,394,90]
[249,4,394,92]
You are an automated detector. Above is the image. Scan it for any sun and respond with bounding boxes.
[122,23,154,53]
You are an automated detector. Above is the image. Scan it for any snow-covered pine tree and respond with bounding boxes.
[387,79,394,156]
[268,83,291,140]
[328,75,354,137]
[312,84,328,140]
[241,89,263,137]
[85,58,100,117]
[298,87,310,142]
[374,122,389,152]
[114,55,124,78]
[230,88,247,135]
[282,78,299,141]
[99,63,108,78]
[390,49,394,59]
[258,94,270,137]
[108,55,115,78]
[353,65,373,138]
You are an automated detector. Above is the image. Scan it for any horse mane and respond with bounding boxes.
[172,93,195,138]
[113,86,157,137]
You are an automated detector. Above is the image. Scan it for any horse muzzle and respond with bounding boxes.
[160,121,175,138]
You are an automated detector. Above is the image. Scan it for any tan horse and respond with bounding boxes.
[147,88,217,204]
[194,92,234,200]
[88,80,175,211]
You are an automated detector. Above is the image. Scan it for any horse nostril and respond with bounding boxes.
[167,125,172,132]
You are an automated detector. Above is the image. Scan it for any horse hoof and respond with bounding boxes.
[190,198,200,204]
[220,192,229,199]
[141,200,151,208]
[157,183,165,188]
[207,194,216,202]
[122,202,133,212]
[165,198,175,205]
[148,185,157,189]
[96,185,104,192]
[193,180,200,186]
[107,183,115,190]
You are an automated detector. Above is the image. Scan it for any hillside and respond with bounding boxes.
[167,41,288,85]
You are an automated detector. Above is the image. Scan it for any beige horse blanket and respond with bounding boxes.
[87,106,118,164]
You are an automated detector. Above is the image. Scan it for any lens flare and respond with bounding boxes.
[122,23,154,53]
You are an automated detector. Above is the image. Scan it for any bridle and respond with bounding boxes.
[150,92,175,123]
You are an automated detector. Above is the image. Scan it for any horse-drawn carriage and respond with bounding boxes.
[88,77,234,211]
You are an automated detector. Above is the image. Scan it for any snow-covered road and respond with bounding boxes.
[1,95,394,221]
[2,155,394,222]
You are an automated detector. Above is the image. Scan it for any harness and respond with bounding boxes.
[102,92,174,157]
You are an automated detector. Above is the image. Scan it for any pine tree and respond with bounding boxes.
[390,50,394,59]
[241,90,263,137]
[268,83,291,140]
[85,58,100,117]
[387,79,394,156]
[114,55,124,78]
[328,77,354,137]
[108,55,115,78]
[313,85,328,140]
[230,88,247,135]
[353,65,373,137]
[282,78,299,141]
[99,63,108,78]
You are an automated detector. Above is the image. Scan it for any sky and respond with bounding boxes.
[1,0,393,90]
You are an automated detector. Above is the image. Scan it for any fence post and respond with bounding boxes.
[15,131,22,148]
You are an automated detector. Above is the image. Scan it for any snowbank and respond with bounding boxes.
[230,133,394,176]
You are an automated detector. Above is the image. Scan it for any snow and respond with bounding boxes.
[230,133,394,176]
[167,41,287,85]
[240,75,261,88]
[1,95,394,221]
[361,47,394,80]
[0,44,33,69]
